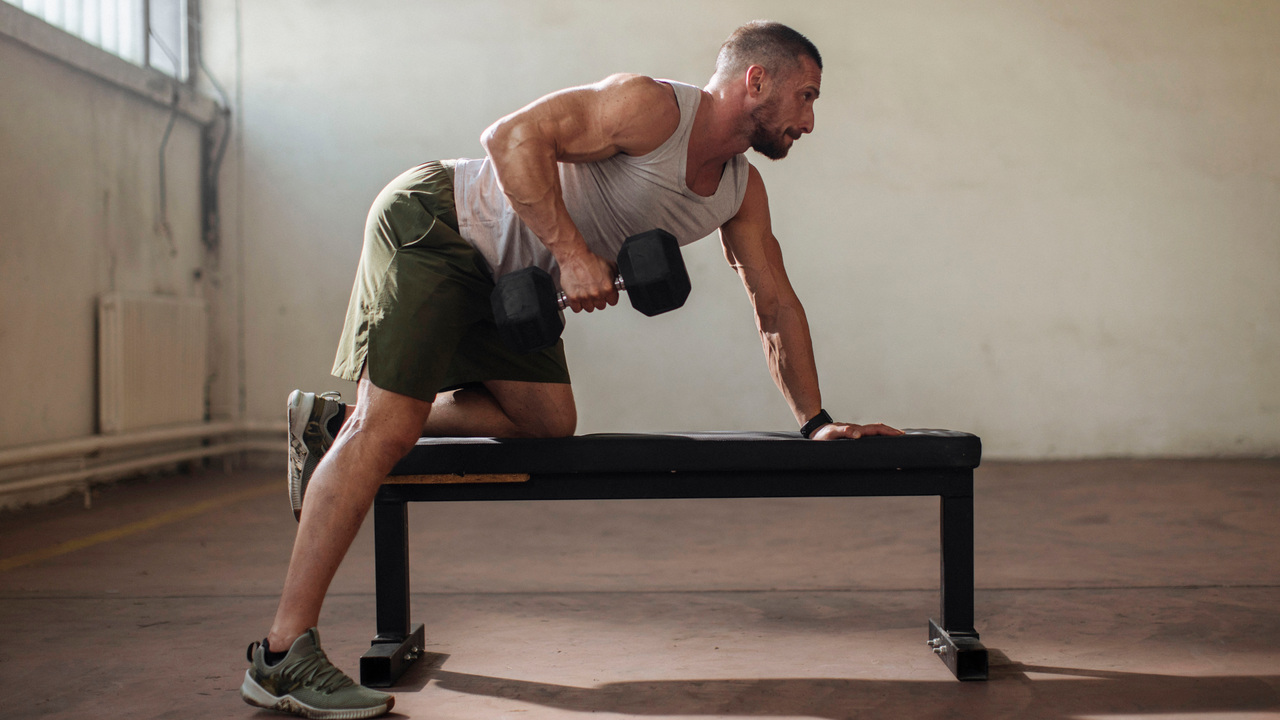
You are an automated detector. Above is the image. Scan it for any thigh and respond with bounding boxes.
[483,379,577,438]
[333,161,487,402]
[439,313,572,392]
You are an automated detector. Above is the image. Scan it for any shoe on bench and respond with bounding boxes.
[241,628,393,719]
[288,390,345,522]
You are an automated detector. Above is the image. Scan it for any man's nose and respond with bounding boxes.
[799,106,815,134]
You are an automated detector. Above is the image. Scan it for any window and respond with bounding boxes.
[4,0,188,80]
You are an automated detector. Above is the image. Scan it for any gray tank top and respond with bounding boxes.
[452,81,750,284]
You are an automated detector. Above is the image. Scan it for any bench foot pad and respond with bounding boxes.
[360,623,425,688]
[928,618,988,681]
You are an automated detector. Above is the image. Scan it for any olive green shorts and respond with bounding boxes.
[331,161,570,402]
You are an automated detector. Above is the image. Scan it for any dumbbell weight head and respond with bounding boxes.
[490,266,564,354]
[616,229,691,317]
[490,228,691,354]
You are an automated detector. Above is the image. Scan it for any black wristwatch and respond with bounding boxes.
[800,409,833,439]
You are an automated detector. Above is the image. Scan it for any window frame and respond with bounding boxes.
[0,0,216,124]
[3,0,191,82]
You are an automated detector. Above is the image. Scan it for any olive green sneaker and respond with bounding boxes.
[240,628,393,719]
[288,390,345,522]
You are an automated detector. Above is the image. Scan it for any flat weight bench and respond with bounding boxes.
[361,429,987,687]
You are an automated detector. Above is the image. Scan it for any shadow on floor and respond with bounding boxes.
[414,650,1280,718]
[392,650,451,693]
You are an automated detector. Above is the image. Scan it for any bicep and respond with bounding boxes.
[482,75,679,164]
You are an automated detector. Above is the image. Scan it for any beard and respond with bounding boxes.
[749,97,797,160]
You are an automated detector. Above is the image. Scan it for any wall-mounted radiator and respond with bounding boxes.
[98,293,208,434]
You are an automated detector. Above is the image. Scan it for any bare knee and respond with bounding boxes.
[340,417,420,464]
[376,422,422,458]
[485,381,577,439]
[516,391,576,438]
[343,377,432,464]
[522,409,576,439]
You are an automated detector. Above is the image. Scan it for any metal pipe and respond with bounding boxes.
[0,439,283,496]
[0,420,284,468]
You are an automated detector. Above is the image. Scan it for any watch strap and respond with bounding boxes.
[800,409,833,439]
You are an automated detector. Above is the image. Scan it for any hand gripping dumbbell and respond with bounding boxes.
[491,228,691,353]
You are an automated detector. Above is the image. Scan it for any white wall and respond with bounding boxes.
[0,29,210,448]
[202,0,1280,459]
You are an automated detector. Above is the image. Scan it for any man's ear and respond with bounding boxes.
[744,65,767,99]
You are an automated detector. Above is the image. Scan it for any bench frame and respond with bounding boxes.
[358,463,988,686]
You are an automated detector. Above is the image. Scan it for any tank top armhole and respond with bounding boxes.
[729,155,751,217]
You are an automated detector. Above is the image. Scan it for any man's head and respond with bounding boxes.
[711,21,823,160]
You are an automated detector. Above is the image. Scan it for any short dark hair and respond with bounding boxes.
[715,21,822,81]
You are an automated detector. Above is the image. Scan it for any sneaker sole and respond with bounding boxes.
[287,390,315,521]
[240,670,393,720]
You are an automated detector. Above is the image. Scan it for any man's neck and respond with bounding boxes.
[687,82,753,172]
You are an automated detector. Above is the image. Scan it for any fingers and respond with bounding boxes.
[603,261,620,308]
[569,287,615,312]
[572,289,618,312]
[811,423,857,441]
[562,257,618,313]
[810,422,906,441]
[860,423,905,436]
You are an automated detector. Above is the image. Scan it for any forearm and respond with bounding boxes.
[481,121,589,262]
[723,166,900,440]
[757,298,823,427]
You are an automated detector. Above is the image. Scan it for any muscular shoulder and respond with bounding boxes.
[484,74,681,164]
[587,74,681,156]
[591,74,677,107]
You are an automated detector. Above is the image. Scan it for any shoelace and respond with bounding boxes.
[280,648,354,695]
[246,641,354,696]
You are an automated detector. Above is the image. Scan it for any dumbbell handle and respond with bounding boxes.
[555,276,626,310]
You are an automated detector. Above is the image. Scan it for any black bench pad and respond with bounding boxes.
[391,429,981,476]
[366,428,988,685]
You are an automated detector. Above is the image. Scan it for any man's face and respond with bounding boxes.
[749,56,821,160]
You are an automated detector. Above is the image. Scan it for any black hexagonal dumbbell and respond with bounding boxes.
[491,228,691,354]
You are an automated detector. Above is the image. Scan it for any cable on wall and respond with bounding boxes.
[153,25,182,257]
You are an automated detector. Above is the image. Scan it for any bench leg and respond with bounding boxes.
[931,489,988,680]
[360,494,424,687]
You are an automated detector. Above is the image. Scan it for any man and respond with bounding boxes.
[240,20,902,719]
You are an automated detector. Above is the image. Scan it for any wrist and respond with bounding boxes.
[547,231,590,264]
[799,409,833,439]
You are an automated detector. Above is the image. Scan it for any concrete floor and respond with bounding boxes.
[1,458,1278,719]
